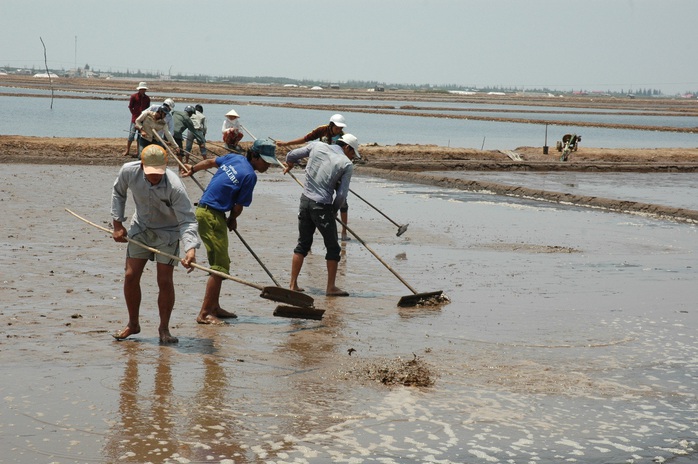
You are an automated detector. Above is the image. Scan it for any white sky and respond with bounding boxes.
[2,0,697,94]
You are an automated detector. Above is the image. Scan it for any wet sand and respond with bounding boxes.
[2,162,697,463]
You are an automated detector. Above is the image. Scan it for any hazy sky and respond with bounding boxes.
[2,0,697,94]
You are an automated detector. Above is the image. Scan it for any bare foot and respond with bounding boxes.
[197,314,227,325]
[123,151,130,157]
[159,328,179,344]
[291,285,305,293]
[215,307,238,319]
[112,324,140,340]
[326,287,349,297]
[341,234,351,241]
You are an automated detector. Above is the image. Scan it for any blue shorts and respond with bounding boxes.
[127,122,138,142]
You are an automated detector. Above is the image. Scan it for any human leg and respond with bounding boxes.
[137,136,151,159]
[290,253,306,292]
[290,196,315,292]
[314,205,346,296]
[197,275,226,325]
[325,259,348,296]
[199,141,207,159]
[195,207,235,323]
[155,262,178,343]
[125,122,136,157]
[114,257,148,340]
[174,136,184,160]
[185,131,194,154]
[200,128,208,158]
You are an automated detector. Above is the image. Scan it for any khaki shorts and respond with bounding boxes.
[127,229,180,266]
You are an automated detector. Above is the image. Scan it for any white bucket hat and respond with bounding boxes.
[137,82,148,90]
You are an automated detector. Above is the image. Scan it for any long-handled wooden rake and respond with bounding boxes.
[280,159,445,307]
[66,209,323,319]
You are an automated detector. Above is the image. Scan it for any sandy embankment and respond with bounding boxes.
[2,135,698,222]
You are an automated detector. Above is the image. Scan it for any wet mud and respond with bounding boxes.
[2,163,697,463]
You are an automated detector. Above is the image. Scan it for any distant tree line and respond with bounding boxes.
[0,65,683,96]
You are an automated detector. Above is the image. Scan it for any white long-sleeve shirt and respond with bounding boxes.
[222,117,241,134]
[147,104,174,135]
[286,141,353,211]
[111,161,200,252]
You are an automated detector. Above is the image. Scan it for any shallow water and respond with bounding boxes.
[1,165,697,463]
[426,171,698,211]
[3,91,698,150]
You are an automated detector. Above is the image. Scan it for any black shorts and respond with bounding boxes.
[294,195,341,261]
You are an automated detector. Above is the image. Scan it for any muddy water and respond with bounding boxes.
[1,165,697,463]
[427,170,698,211]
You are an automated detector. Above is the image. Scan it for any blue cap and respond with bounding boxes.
[251,138,278,165]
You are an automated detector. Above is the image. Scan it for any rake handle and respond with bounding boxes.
[348,187,402,228]
[65,209,265,291]
[166,134,284,288]
[284,167,419,295]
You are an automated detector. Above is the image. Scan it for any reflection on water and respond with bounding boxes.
[2,166,698,463]
[103,342,248,463]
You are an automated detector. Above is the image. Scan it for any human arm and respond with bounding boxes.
[128,95,138,117]
[169,180,201,256]
[112,220,128,242]
[332,164,354,212]
[277,126,324,147]
[226,204,244,231]
[111,167,130,241]
[182,158,217,177]
[180,247,196,272]
[162,125,177,147]
[134,110,149,130]
[284,143,313,173]
[276,136,306,147]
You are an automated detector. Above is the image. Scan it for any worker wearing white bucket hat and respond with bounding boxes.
[124,82,151,157]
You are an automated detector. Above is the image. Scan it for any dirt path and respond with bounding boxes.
[2,135,698,168]
[3,135,698,223]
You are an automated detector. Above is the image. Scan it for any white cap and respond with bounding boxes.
[338,133,360,159]
[137,82,148,90]
[226,109,240,118]
[330,113,346,128]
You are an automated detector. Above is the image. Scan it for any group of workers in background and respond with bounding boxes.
[114,81,361,342]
